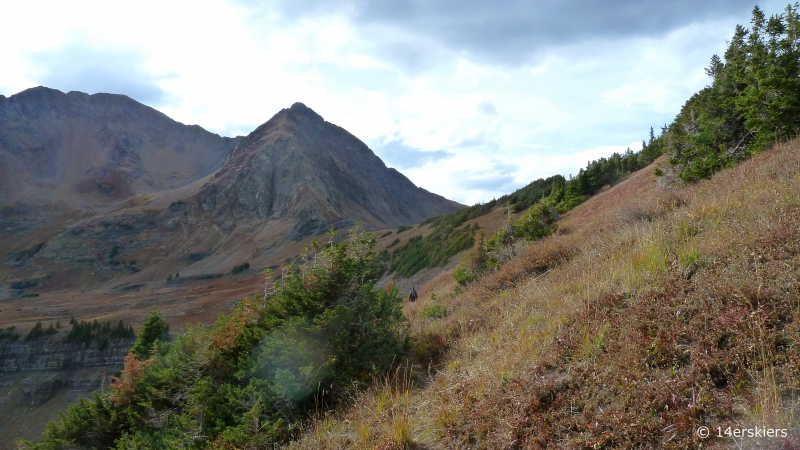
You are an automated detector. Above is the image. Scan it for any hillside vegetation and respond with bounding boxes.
[288,132,800,450]
[285,5,800,448]
[20,229,407,449]
[385,135,665,280]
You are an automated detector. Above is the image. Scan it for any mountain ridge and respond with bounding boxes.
[0,87,463,299]
[0,86,240,210]
[199,101,462,239]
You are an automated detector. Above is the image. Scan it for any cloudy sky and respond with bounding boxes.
[0,0,786,204]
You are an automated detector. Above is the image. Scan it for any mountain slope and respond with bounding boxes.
[290,141,800,449]
[195,102,462,239]
[0,91,463,324]
[0,86,239,209]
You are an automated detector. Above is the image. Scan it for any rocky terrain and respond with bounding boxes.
[0,336,133,373]
[0,335,135,447]
[0,86,240,209]
[201,102,462,238]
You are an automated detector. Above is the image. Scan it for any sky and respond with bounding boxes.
[0,0,788,205]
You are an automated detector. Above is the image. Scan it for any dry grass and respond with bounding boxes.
[288,141,800,449]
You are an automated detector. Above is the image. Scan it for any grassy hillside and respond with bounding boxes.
[384,141,665,280]
[288,138,800,449]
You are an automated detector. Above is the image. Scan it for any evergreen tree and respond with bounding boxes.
[131,307,169,359]
[666,4,800,180]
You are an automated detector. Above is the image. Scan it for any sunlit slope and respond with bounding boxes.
[291,140,800,449]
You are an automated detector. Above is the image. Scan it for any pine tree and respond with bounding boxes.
[131,307,169,359]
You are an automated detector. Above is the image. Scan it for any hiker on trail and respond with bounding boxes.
[408,286,418,302]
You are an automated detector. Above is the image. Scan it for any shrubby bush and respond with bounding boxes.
[420,303,448,320]
[21,226,407,449]
[231,262,250,274]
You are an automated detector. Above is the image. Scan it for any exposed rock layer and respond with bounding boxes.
[0,337,133,372]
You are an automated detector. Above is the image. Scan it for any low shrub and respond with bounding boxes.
[0,326,21,341]
[231,262,250,274]
[420,304,448,320]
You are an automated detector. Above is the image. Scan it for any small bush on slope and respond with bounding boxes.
[19,226,407,450]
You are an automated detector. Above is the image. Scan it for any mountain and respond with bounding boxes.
[0,86,239,209]
[0,88,463,299]
[194,102,462,239]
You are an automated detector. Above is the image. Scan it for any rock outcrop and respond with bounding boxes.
[0,336,134,446]
[0,336,133,373]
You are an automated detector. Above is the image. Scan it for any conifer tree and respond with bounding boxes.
[131,307,169,359]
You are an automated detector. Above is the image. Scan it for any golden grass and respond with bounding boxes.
[289,141,800,449]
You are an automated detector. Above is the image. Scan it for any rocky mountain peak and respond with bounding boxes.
[0,90,462,300]
[288,101,318,116]
[197,102,463,239]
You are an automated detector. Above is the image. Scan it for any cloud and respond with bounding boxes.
[375,139,450,169]
[28,40,168,105]
[477,100,497,116]
[456,171,517,194]
[401,151,524,204]
[266,0,757,66]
